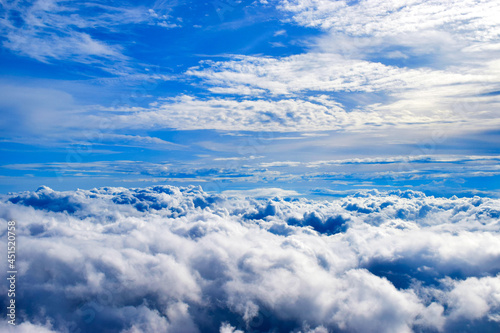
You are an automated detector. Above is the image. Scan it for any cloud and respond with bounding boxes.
[303,155,500,168]
[187,53,499,104]
[4,154,499,192]
[3,30,126,64]
[183,52,500,135]
[279,0,499,37]
[222,187,301,197]
[177,1,500,137]
[106,95,353,132]
[0,83,80,143]
[213,156,264,161]
[101,93,476,133]
[0,83,188,149]
[0,321,57,333]
[259,161,301,167]
[0,0,139,65]
[1,185,500,332]
[1,161,175,183]
[0,0,178,69]
[278,0,500,59]
[187,53,421,95]
[95,134,186,150]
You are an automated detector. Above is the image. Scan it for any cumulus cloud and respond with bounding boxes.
[4,153,499,194]
[1,185,499,332]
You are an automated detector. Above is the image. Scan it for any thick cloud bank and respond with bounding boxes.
[1,185,500,333]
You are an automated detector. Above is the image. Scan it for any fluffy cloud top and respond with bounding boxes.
[1,185,500,332]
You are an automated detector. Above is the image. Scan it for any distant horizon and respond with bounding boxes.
[2,182,498,201]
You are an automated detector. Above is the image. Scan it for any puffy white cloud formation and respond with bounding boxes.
[1,185,500,332]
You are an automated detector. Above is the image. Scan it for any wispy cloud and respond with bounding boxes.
[183,53,500,137]
[222,187,301,197]
[4,154,499,197]
[95,134,186,150]
[0,0,179,71]
[99,93,482,133]
[189,53,498,95]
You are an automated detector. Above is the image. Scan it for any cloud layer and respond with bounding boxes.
[0,0,182,75]
[1,185,500,332]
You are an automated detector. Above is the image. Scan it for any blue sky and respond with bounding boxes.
[1,0,499,196]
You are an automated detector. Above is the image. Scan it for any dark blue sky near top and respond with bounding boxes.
[0,0,499,196]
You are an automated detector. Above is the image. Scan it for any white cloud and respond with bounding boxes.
[96,134,186,150]
[259,161,301,167]
[304,155,500,168]
[175,0,500,137]
[219,322,244,333]
[0,84,77,141]
[2,161,172,178]
[188,53,498,100]
[101,93,482,133]
[0,1,131,64]
[273,29,287,37]
[107,95,352,132]
[0,321,57,333]
[278,0,500,54]
[3,30,126,64]
[183,52,500,134]
[187,53,425,95]
[445,275,500,321]
[0,0,176,67]
[4,154,499,188]
[222,187,301,197]
[1,185,500,332]
[214,156,264,161]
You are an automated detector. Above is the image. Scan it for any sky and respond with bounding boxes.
[1,0,500,196]
[1,2,500,332]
